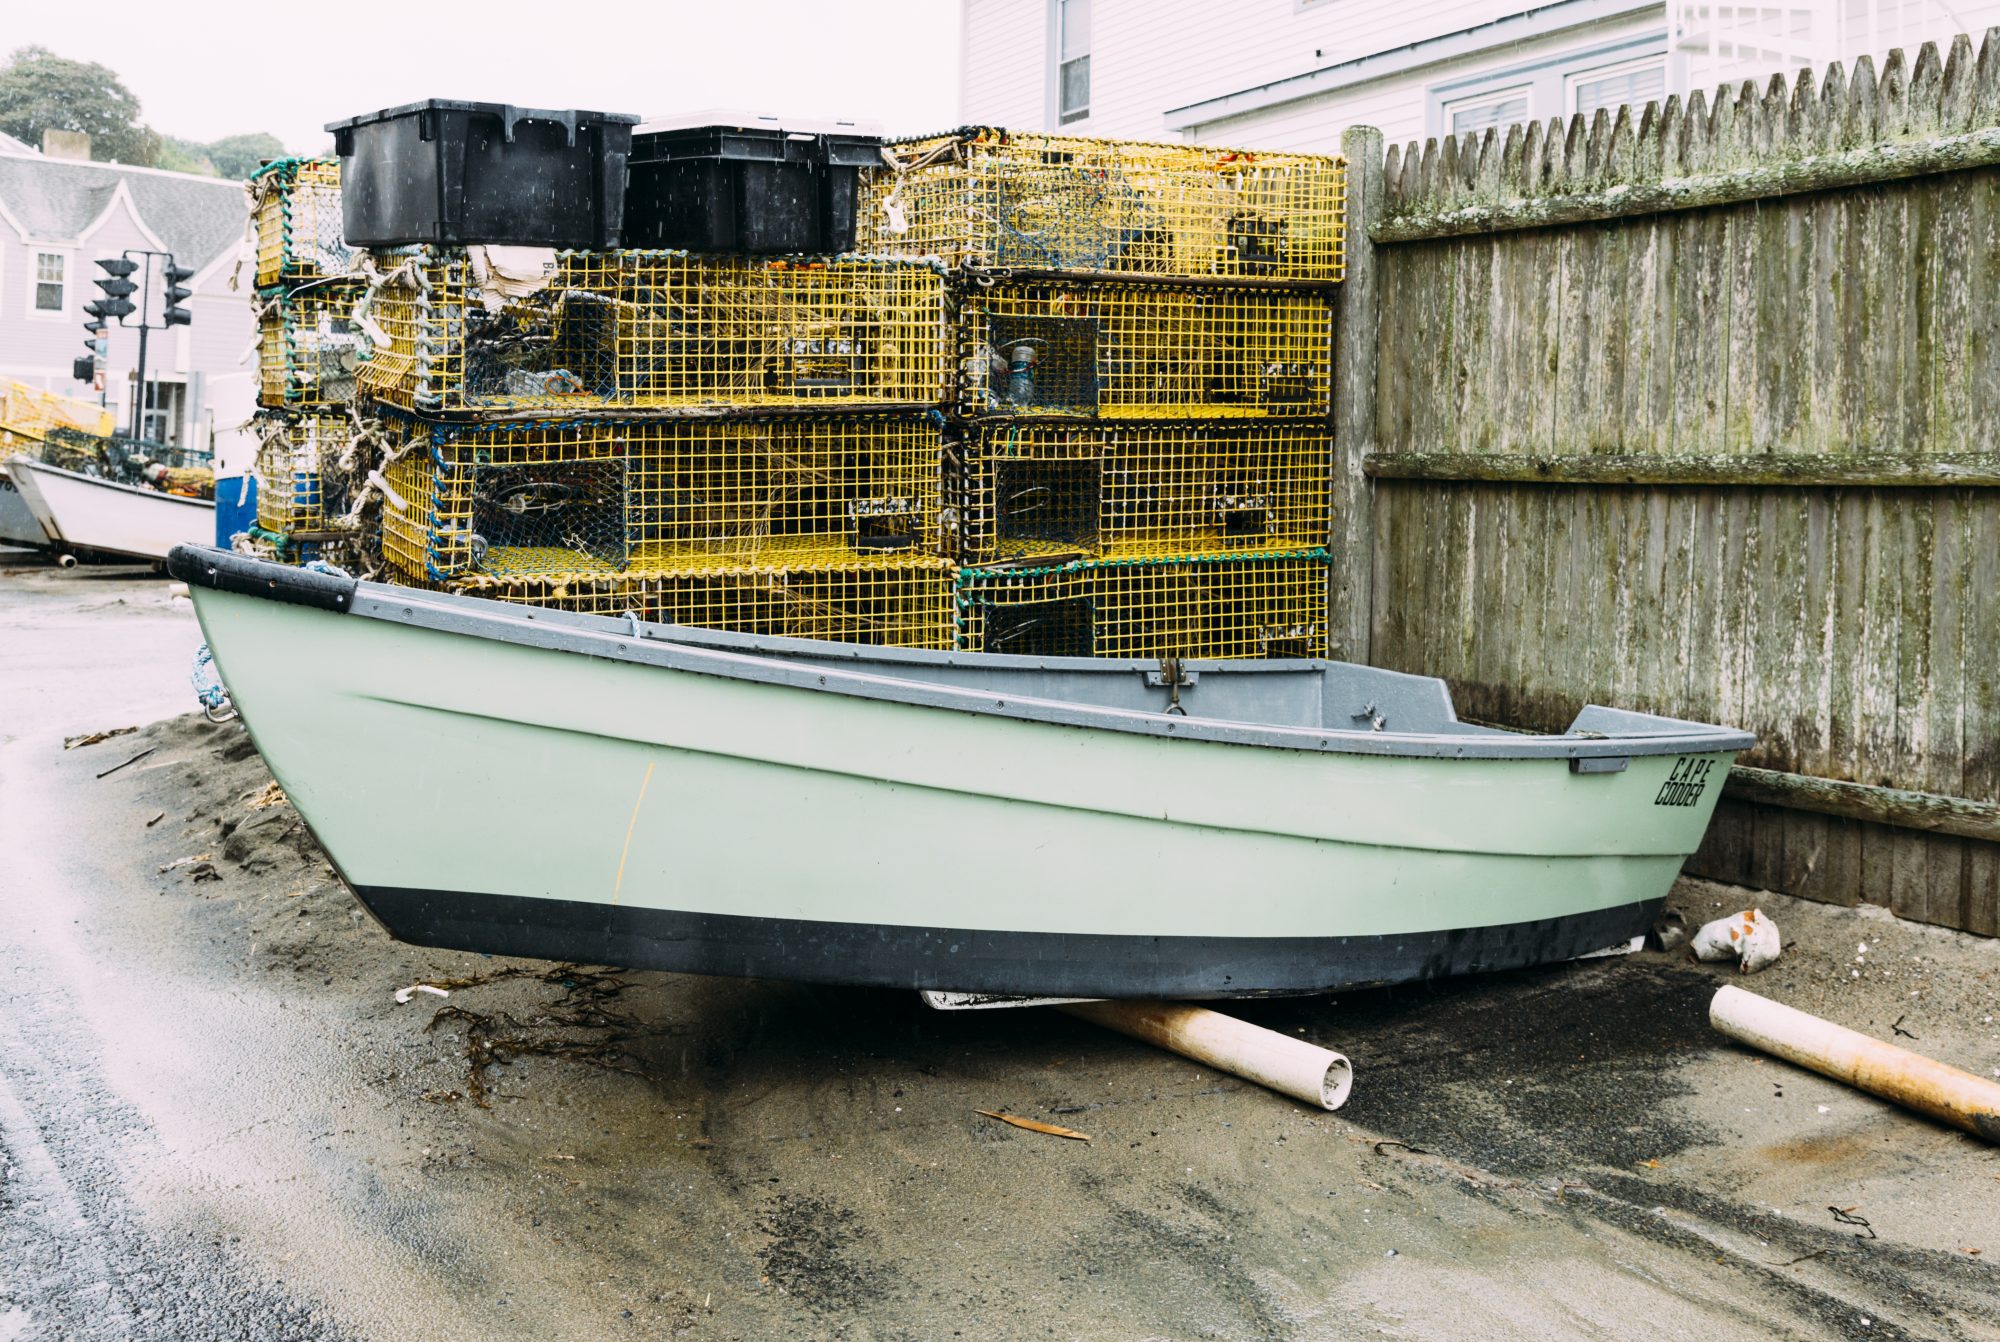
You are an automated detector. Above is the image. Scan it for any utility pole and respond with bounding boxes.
[132,252,152,440]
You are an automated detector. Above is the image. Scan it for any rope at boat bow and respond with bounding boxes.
[191,643,237,723]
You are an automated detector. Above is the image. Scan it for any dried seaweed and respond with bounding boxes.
[422,965,663,1107]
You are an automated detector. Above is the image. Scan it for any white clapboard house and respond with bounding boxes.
[961,0,2000,148]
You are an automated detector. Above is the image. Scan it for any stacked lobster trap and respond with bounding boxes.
[353,250,948,415]
[374,411,954,644]
[352,245,957,646]
[862,127,1346,659]
[241,118,1345,659]
[245,157,370,565]
[243,146,959,645]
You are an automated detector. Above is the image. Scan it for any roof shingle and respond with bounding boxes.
[0,155,246,271]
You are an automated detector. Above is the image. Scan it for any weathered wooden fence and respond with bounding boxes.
[1333,33,2000,934]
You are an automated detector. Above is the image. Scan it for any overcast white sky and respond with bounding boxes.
[7,0,963,153]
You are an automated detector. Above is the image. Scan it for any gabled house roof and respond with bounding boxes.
[0,152,246,271]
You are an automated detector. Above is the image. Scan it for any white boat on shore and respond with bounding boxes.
[171,545,1752,999]
[7,455,214,563]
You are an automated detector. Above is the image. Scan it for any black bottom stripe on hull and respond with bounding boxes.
[356,886,1663,998]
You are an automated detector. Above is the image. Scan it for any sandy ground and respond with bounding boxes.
[2,556,1998,1342]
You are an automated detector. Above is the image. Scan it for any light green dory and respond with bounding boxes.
[169,546,1752,999]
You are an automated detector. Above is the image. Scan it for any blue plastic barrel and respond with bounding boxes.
[214,474,258,547]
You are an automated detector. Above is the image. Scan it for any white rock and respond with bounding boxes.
[1691,909,1782,974]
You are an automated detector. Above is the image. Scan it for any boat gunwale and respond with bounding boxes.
[172,545,1755,762]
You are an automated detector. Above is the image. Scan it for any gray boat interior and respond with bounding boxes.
[350,575,1754,762]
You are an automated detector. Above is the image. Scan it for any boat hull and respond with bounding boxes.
[185,571,1742,998]
[6,455,213,562]
[357,883,1659,997]
[0,465,49,547]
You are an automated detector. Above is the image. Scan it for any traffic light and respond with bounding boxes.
[94,256,137,320]
[162,261,195,327]
[75,307,108,382]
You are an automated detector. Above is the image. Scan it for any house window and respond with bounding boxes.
[142,381,186,447]
[1445,85,1532,137]
[1568,55,1666,118]
[1427,34,1669,138]
[1058,0,1091,124]
[34,252,65,312]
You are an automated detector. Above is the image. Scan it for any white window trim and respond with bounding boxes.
[26,246,76,322]
[1048,0,1091,128]
[1565,52,1667,115]
[1443,83,1534,136]
[1425,31,1668,139]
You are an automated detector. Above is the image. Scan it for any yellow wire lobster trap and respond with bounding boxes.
[861,128,1346,284]
[0,379,114,448]
[250,158,351,288]
[944,420,1329,564]
[355,248,949,416]
[253,412,354,535]
[956,279,1331,420]
[422,556,956,648]
[954,549,1329,660]
[257,281,367,410]
[377,413,943,584]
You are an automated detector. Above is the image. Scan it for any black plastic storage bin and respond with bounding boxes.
[624,116,883,254]
[326,100,639,249]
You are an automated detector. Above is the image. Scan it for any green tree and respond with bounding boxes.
[204,132,285,179]
[157,136,217,176]
[0,46,157,165]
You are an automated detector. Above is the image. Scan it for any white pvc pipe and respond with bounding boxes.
[1060,1000,1352,1110]
[1710,985,2000,1143]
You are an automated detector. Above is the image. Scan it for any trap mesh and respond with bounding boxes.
[258,282,367,410]
[26,426,211,483]
[376,414,942,583]
[944,421,1329,564]
[31,427,113,474]
[251,158,351,288]
[356,248,949,415]
[861,129,1345,284]
[956,280,1331,420]
[954,550,1329,660]
[439,557,956,648]
[379,443,438,583]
